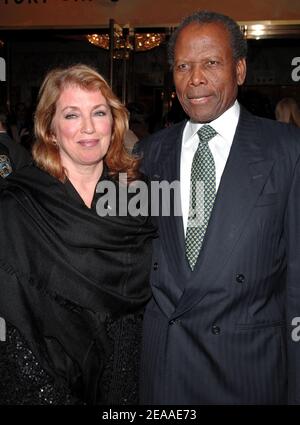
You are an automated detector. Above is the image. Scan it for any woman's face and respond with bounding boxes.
[52,85,113,172]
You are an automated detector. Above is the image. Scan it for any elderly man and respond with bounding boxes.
[139,10,300,404]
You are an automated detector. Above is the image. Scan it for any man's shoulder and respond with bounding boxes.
[138,121,186,152]
[255,115,300,150]
[240,107,300,148]
[241,107,300,135]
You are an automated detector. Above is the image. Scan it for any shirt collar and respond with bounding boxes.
[183,100,240,146]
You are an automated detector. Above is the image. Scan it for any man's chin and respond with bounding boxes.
[189,115,214,124]
[183,105,216,124]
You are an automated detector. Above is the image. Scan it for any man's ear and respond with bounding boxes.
[236,58,247,86]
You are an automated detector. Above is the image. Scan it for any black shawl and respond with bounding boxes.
[0,165,156,403]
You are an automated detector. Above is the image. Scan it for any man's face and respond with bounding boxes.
[173,22,246,123]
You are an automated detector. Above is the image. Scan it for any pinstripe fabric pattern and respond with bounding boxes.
[138,108,300,405]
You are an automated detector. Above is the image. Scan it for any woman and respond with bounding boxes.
[0,64,156,405]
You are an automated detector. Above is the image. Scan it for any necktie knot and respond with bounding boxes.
[197,125,217,144]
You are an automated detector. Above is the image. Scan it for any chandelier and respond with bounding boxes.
[86,31,165,59]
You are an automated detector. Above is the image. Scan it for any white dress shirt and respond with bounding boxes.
[180,100,241,235]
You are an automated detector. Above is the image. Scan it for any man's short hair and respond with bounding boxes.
[168,10,247,68]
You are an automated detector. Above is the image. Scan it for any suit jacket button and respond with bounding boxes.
[212,325,221,335]
[153,262,158,271]
[236,274,245,283]
[169,319,176,325]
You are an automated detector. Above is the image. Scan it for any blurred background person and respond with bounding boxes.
[124,102,150,154]
[0,64,156,405]
[9,102,34,150]
[124,126,139,153]
[275,97,300,127]
[0,108,31,178]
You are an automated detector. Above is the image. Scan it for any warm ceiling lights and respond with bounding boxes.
[87,32,165,53]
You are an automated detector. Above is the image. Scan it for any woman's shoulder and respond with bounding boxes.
[1,164,64,201]
[6,163,53,184]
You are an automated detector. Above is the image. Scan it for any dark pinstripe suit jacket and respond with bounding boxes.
[139,107,300,404]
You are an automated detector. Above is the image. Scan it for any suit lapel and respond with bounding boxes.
[155,121,191,283]
[172,108,275,317]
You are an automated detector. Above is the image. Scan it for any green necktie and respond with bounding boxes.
[185,124,217,270]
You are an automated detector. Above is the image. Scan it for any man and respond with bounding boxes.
[0,110,31,177]
[139,10,300,404]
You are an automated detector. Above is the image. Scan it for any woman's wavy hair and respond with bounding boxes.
[33,63,140,182]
